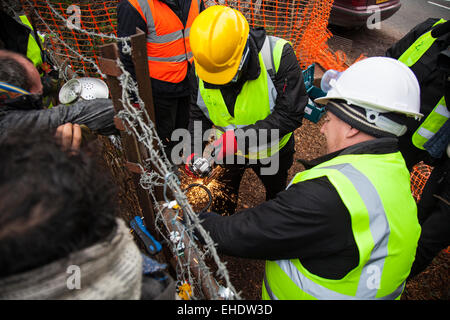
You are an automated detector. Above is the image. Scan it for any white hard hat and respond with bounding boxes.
[315,57,423,119]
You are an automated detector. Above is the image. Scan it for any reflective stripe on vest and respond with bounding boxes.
[398,18,448,150]
[263,153,420,300]
[398,18,446,67]
[128,0,199,83]
[412,96,448,150]
[17,15,44,68]
[197,36,292,159]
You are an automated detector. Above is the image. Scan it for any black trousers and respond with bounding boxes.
[211,136,295,215]
[153,95,190,161]
[409,158,450,278]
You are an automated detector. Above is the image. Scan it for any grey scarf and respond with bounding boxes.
[0,218,142,300]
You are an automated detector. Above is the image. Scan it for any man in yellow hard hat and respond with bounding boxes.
[185,5,308,215]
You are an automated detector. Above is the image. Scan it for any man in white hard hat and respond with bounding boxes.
[194,57,422,300]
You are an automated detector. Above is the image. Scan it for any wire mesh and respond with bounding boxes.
[17,0,338,76]
[410,161,434,203]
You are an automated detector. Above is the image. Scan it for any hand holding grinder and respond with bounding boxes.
[185,130,238,183]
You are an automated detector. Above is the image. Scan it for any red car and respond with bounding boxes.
[329,0,401,27]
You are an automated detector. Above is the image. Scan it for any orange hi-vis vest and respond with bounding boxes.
[128,0,200,83]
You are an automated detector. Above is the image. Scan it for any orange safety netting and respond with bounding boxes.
[410,161,434,203]
[19,0,343,77]
[19,0,118,76]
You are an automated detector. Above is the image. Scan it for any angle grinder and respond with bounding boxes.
[188,150,222,185]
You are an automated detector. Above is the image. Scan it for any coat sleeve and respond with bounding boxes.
[187,76,214,156]
[0,99,118,136]
[386,18,440,59]
[236,42,308,152]
[199,177,353,261]
[117,1,148,80]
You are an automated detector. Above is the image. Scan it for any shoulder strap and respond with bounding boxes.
[261,35,289,80]
[261,35,276,80]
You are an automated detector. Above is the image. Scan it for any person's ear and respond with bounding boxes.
[345,126,360,139]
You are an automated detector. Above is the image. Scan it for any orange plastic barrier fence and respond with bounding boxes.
[19,0,342,77]
[410,161,434,203]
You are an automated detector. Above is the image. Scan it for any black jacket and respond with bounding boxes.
[0,10,30,57]
[188,28,308,155]
[200,138,402,280]
[386,18,450,169]
[387,18,450,279]
[0,99,118,138]
[117,0,205,98]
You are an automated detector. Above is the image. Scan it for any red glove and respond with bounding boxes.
[213,130,237,162]
[184,153,198,177]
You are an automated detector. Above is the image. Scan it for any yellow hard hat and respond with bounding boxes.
[190,5,249,85]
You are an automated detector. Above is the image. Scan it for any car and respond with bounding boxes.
[329,0,401,28]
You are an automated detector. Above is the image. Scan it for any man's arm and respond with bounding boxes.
[386,18,441,59]
[187,76,213,156]
[199,177,353,261]
[0,98,118,136]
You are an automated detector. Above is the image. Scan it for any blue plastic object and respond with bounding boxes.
[130,216,162,255]
[302,64,316,93]
[302,64,326,123]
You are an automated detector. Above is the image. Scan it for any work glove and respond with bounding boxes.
[213,130,237,163]
[184,153,199,177]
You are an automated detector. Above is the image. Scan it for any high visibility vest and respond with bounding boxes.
[17,15,44,68]
[263,152,421,300]
[128,0,200,83]
[197,36,292,159]
[398,18,449,150]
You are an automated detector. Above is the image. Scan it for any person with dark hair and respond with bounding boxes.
[0,55,31,91]
[0,131,175,299]
[0,49,118,152]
